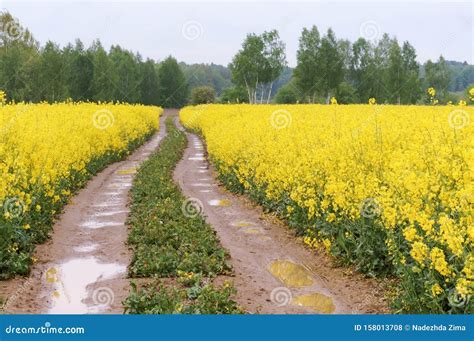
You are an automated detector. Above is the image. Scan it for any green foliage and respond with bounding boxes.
[125,118,240,314]
[229,30,286,103]
[424,56,451,101]
[157,56,189,108]
[0,131,155,279]
[274,83,298,104]
[127,118,230,277]
[219,86,248,103]
[335,81,357,104]
[191,86,216,104]
[124,278,242,314]
[181,63,232,95]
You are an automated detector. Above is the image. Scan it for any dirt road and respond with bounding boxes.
[1,113,167,314]
[173,116,388,314]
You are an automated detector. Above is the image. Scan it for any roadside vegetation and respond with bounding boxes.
[125,118,241,314]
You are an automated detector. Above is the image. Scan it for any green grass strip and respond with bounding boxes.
[125,117,241,314]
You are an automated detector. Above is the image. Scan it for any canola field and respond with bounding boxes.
[0,101,160,278]
[180,104,473,313]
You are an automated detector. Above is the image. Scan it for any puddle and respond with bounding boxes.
[73,244,99,253]
[196,170,207,174]
[91,203,124,208]
[48,257,126,314]
[108,182,132,187]
[240,227,263,234]
[208,199,232,207]
[231,221,255,227]
[116,168,137,175]
[191,183,215,188]
[101,191,124,196]
[268,260,314,288]
[188,157,205,161]
[92,210,128,217]
[292,293,335,314]
[79,220,125,229]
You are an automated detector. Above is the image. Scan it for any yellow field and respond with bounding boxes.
[0,102,160,278]
[180,104,473,313]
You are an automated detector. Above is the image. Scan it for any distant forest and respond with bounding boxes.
[184,61,474,97]
[1,11,472,106]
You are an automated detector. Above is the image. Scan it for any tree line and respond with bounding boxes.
[229,25,466,104]
[0,12,188,107]
[1,11,472,106]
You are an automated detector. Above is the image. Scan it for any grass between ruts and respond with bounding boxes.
[124,117,242,314]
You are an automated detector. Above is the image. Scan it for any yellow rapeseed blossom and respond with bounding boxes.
[180,103,473,311]
[1,101,160,231]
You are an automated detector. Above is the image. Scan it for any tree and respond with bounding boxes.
[275,83,298,104]
[386,38,403,104]
[191,86,216,104]
[64,39,94,101]
[89,40,116,102]
[349,38,376,102]
[35,41,68,102]
[0,11,39,102]
[294,25,321,102]
[260,30,287,103]
[318,28,345,103]
[425,56,451,101]
[109,46,142,103]
[229,30,286,103]
[139,59,160,105]
[157,56,189,108]
[400,41,420,104]
[219,86,248,103]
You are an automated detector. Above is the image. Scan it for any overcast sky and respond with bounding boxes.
[1,0,473,66]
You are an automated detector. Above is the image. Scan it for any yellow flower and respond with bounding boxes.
[410,241,429,265]
[368,98,376,105]
[431,283,443,296]
[455,278,471,296]
[326,213,336,223]
[430,247,451,277]
[330,97,338,105]
[23,224,31,230]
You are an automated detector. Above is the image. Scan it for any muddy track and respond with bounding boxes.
[1,111,170,314]
[173,116,389,314]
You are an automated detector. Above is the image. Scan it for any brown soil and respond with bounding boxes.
[0,112,169,314]
[173,116,390,314]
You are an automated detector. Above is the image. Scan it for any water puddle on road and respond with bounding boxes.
[79,220,125,229]
[92,210,128,218]
[116,168,137,175]
[208,199,232,207]
[188,156,206,161]
[231,221,255,227]
[268,260,314,288]
[292,293,335,314]
[73,244,99,253]
[239,227,263,234]
[47,257,126,314]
